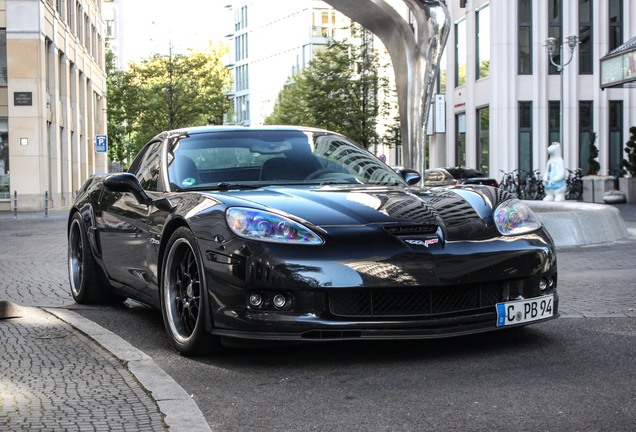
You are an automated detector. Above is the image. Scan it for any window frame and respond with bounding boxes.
[476,3,490,80]
[578,0,593,74]
[579,101,593,174]
[518,101,533,175]
[455,18,467,88]
[518,0,533,75]
[548,0,562,75]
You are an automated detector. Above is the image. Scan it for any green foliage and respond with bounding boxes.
[621,126,636,177]
[106,46,139,167]
[264,28,384,148]
[106,42,231,165]
[586,131,600,176]
[129,43,231,148]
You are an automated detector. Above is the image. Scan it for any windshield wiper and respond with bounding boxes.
[215,183,261,190]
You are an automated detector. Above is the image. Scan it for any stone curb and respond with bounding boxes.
[44,307,212,432]
[525,201,631,247]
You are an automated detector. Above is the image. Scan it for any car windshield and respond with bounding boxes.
[167,130,406,190]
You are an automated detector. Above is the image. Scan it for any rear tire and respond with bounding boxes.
[68,212,123,304]
[161,227,220,356]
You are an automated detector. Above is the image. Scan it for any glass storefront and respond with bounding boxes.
[0,118,8,199]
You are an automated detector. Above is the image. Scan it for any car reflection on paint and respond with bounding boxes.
[67,126,558,355]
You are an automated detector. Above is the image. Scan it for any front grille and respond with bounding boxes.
[329,283,503,318]
[384,225,437,236]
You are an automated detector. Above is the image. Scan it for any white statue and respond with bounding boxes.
[543,142,566,202]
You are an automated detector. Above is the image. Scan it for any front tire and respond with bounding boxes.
[68,212,121,304]
[161,227,220,355]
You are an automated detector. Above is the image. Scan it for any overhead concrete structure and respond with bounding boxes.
[323,0,450,175]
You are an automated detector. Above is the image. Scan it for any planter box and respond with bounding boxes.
[619,177,636,203]
[582,177,615,203]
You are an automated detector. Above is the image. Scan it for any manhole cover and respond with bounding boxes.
[31,332,67,339]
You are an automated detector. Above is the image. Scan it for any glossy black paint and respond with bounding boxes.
[69,126,558,344]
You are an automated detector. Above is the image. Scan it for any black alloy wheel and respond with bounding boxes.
[68,212,119,304]
[161,227,219,355]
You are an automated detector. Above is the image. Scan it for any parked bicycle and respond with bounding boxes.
[525,169,545,200]
[565,168,583,200]
[499,169,515,195]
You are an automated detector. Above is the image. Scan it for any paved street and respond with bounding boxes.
[1,206,636,431]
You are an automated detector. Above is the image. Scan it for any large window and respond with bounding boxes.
[0,118,9,199]
[548,0,562,75]
[455,18,466,87]
[236,64,249,92]
[236,95,249,124]
[456,113,466,166]
[609,101,623,176]
[579,0,593,74]
[235,34,248,62]
[549,101,560,145]
[518,0,532,74]
[476,4,490,79]
[312,9,337,38]
[519,102,533,175]
[609,0,623,51]
[579,101,593,174]
[235,5,248,31]
[477,107,490,175]
[0,30,6,84]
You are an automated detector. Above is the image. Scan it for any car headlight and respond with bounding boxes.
[494,199,541,236]
[226,207,323,245]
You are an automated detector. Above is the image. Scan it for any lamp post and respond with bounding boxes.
[546,35,579,147]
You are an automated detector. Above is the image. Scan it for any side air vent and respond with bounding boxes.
[384,225,437,236]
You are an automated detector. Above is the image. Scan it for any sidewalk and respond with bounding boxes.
[0,305,166,431]
[0,210,211,432]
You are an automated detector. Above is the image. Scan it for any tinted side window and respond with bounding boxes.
[131,141,163,191]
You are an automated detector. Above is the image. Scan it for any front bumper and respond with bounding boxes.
[199,227,559,341]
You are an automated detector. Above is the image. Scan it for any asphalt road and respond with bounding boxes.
[73,241,636,432]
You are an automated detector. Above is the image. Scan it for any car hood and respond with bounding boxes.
[205,185,513,239]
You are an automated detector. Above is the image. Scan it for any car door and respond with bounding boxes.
[98,140,163,295]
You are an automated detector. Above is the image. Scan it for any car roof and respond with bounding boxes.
[169,125,336,136]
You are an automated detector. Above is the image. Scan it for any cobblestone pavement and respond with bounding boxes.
[0,307,166,431]
[0,211,71,307]
[1,211,168,431]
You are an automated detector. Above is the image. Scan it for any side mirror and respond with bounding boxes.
[104,173,173,212]
[395,168,422,186]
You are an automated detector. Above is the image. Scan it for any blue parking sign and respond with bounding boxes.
[96,135,108,153]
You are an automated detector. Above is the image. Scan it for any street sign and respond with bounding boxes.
[96,135,108,153]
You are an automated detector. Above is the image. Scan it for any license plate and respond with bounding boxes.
[496,295,554,327]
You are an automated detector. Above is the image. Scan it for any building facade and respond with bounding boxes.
[0,0,107,211]
[224,0,352,127]
[433,0,636,180]
[102,0,124,70]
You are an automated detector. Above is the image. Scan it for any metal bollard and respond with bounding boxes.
[45,191,48,218]
[13,191,17,219]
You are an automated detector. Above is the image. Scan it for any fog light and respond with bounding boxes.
[273,294,286,309]
[549,276,555,288]
[539,279,548,291]
[249,293,263,307]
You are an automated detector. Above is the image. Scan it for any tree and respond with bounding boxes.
[621,126,636,177]
[264,27,384,148]
[586,131,600,176]
[106,46,140,167]
[129,43,231,149]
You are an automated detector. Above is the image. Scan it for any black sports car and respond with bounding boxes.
[68,126,558,355]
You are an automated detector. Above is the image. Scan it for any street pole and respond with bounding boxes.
[546,35,579,148]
